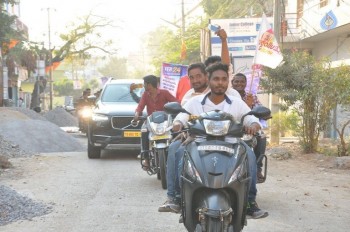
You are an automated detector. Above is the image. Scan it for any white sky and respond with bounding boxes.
[19,0,199,56]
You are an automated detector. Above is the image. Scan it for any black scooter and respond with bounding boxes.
[164,102,271,232]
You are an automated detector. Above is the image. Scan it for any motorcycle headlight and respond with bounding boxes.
[91,113,108,122]
[183,157,202,183]
[203,120,231,136]
[81,108,92,118]
[150,121,169,135]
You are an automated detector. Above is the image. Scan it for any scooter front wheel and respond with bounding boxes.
[207,217,223,232]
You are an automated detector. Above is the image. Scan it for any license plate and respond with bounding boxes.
[124,131,141,137]
[151,134,169,140]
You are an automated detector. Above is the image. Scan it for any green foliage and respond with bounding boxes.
[261,50,350,153]
[145,20,203,74]
[0,0,26,56]
[270,110,300,137]
[201,0,274,18]
[98,56,128,78]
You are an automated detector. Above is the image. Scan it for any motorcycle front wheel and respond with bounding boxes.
[158,148,167,189]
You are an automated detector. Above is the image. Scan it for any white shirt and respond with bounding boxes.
[181,87,241,106]
[175,93,260,128]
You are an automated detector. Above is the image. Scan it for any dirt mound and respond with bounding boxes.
[0,107,84,157]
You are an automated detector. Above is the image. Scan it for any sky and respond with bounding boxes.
[19,0,201,56]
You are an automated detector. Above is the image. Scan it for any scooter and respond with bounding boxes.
[139,111,172,189]
[164,102,271,232]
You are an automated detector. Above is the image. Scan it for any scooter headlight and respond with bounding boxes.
[203,120,230,136]
[150,121,170,135]
[183,158,202,183]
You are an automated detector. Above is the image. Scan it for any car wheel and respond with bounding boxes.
[87,123,101,159]
[88,142,101,159]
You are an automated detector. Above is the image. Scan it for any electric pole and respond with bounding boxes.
[46,7,53,110]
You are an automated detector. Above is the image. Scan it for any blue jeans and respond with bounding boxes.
[176,141,258,202]
[243,142,258,202]
[166,140,182,199]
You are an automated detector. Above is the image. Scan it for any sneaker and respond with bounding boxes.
[142,159,150,171]
[246,201,268,219]
[158,197,180,213]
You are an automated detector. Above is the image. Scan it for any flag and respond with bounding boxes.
[253,13,283,69]
[180,39,187,60]
[45,61,61,73]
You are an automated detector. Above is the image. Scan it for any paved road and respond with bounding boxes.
[1,133,349,232]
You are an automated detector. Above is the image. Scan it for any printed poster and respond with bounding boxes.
[160,63,188,97]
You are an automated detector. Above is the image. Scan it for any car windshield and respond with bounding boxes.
[101,83,144,103]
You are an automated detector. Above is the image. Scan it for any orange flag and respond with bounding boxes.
[45,61,61,73]
[180,39,187,60]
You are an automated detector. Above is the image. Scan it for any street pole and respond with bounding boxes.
[47,8,53,110]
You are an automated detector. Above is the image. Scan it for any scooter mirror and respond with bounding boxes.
[250,106,271,119]
[164,102,189,115]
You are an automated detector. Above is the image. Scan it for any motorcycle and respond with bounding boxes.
[138,111,173,189]
[78,105,93,134]
[164,102,271,232]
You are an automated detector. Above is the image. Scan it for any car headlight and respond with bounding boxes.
[203,119,231,136]
[150,121,169,135]
[91,113,109,122]
[183,157,202,183]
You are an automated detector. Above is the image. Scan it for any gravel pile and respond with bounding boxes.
[0,107,84,226]
[0,185,53,226]
[0,107,84,156]
[43,107,78,127]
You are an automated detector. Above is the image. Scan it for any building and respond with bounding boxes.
[0,1,29,108]
[280,0,350,137]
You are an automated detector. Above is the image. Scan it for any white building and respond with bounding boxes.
[281,0,350,138]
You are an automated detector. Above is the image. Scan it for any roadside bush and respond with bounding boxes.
[270,110,300,138]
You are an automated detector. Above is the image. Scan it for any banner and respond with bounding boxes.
[253,13,283,69]
[160,63,188,97]
[243,65,262,95]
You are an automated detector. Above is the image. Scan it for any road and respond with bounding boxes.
[1,133,349,232]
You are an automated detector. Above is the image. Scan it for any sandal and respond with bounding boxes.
[142,159,150,171]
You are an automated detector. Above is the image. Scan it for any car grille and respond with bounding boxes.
[111,116,138,129]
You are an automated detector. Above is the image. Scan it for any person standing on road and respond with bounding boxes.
[133,75,179,170]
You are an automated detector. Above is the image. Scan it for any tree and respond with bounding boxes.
[201,0,274,18]
[98,57,128,78]
[145,21,203,75]
[261,50,350,153]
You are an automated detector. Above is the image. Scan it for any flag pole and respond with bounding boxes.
[248,65,256,94]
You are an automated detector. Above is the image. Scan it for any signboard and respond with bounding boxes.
[160,63,188,97]
[209,17,273,57]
